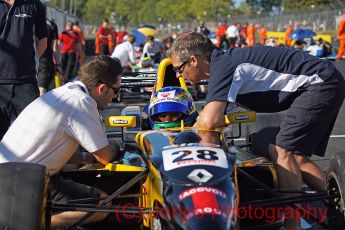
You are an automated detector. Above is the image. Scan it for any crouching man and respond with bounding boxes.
[0,56,122,227]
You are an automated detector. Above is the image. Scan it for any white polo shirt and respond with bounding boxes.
[0,81,109,175]
[111,41,136,67]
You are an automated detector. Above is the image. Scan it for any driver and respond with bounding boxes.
[147,86,198,129]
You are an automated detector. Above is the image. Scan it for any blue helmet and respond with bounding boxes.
[149,87,198,129]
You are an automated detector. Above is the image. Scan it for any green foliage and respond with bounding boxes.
[281,0,343,11]
[47,0,342,25]
[48,0,232,25]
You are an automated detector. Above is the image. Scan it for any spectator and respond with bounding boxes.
[116,26,128,45]
[73,20,86,67]
[59,21,82,83]
[38,4,61,96]
[240,22,248,47]
[111,34,136,71]
[169,32,345,229]
[285,24,293,47]
[109,26,117,53]
[163,36,175,58]
[195,21,210,37]
[95,18,113,55]
[337,14,345,59]
[0,56,122,227]
[0,0,47,140]
[226,22,240,48]
[259,25,268,46]
[247,23,256,46]
[141,35,164,64]
[215,21,228,49]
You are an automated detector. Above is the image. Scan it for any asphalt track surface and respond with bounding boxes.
[101,59,345,230]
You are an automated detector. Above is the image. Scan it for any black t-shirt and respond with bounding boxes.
[0,0,48,83]
[40,19,58,62]
[206,47,336,113]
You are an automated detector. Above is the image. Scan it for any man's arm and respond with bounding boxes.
[196,101,227,130]
[52,39,61,64]
[91,144,118,165]
[37,37,47,57]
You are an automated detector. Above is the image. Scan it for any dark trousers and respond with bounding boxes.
[61,52,77,83]
[0,83,39,140]
[219,35,229,49]
[100,43,109,55]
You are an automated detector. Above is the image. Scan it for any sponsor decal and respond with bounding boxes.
[157,90,175,99]
[15,14,32,18]
[235,115,250,120]
[113,119,128,124]
[179,186,227,200]
[163,147,228,171]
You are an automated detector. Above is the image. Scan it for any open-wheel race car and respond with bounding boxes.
[1,58,344,230]
[115,59,200,103]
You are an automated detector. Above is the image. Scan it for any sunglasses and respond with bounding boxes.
[173,60,189,74]
[99,81,120,94]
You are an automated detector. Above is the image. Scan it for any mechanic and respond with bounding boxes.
[0,56,122,227]
[146,86,198,129]
[111,34,136,71]
[168,32,345,230]
[0,0,47,140]
[140,35,164,64]
[37,3,61,96]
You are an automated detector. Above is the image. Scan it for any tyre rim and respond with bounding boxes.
[327,173,345,226]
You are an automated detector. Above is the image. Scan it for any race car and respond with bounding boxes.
[0,58,343,230]
[115,59,200,102]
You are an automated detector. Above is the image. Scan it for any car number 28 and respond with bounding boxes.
[162,147,228,171]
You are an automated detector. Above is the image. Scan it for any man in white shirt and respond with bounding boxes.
[141,35,164,64]
[0,56,122,227]
[111,34,136,69]
[226,22,240,48]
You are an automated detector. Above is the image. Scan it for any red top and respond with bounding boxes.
[117,31,128,44]
[216,24,227,36]
[98,26,112,44]
[59,30,81,53]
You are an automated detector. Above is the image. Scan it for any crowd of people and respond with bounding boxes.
[1,0,345,228]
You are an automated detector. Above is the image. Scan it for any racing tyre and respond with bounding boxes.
[327,151,345,229]
[0,162,50,230]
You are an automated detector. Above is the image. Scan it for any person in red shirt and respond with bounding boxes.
[215,21,228,49]
[259,25,267,46]
[96,18,113,55]
[116,26,128,45]
[59,21,82,83]
[247,23,256,46]
[337,14,345,59]
[285,24,293,47]
[73,20,85,67]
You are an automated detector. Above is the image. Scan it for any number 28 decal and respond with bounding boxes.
[162,147,228,171]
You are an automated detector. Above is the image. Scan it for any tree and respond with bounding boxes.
[245,0,282,15]
[281,0,343,11]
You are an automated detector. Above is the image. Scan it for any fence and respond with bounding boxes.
[46,6,80,35]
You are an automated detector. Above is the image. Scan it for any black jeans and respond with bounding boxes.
[61,52,77,83]
[0,82,39,140]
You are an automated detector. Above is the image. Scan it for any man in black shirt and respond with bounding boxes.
[169,32,345,229]
[0,0,47,139]
[38,6,61,96]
